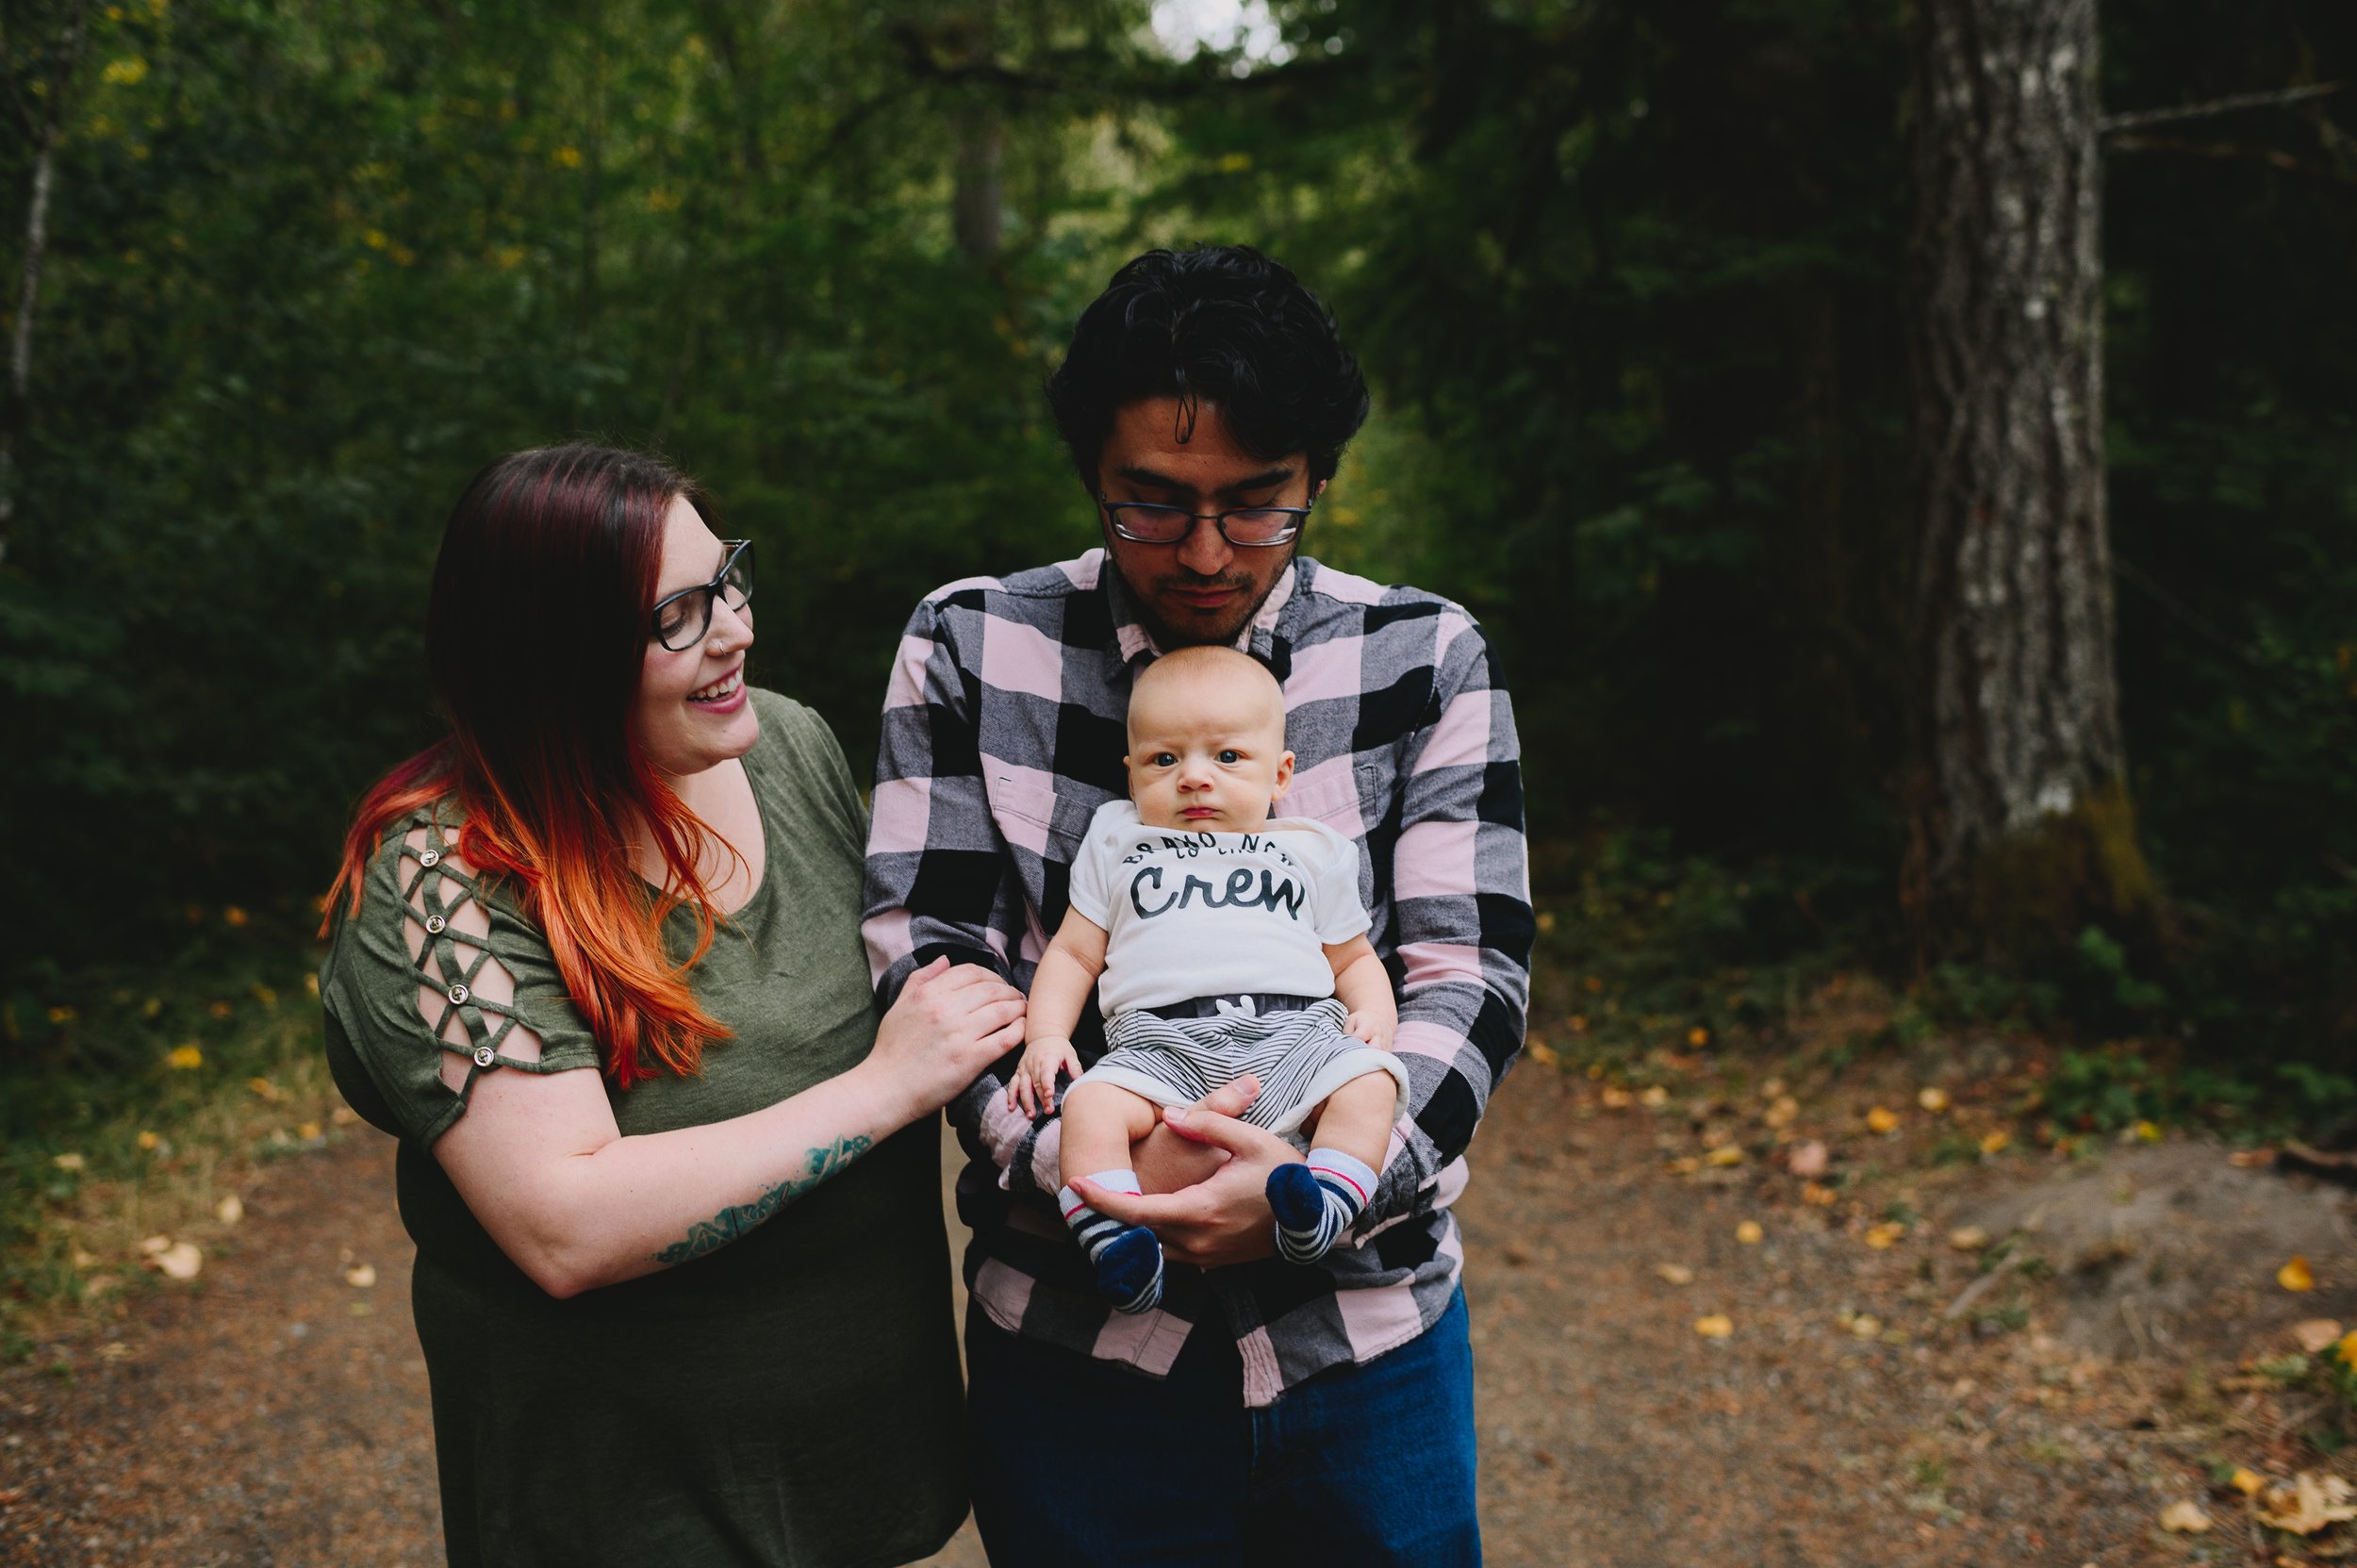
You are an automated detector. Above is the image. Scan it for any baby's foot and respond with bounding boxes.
[1093,1226,1164,1315]
[1060,1174,1164,1314]
[1266,1150,1376,1264]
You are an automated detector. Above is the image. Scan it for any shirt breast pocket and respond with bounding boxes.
[983,768,1096,860]
[1284,759,1386,841]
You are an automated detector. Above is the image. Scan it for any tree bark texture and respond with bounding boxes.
[1,0,91,569]
[1905,0,2148,945]
[941,3,1004,269]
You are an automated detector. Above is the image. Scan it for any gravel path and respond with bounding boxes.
[5,1058,2334,1566]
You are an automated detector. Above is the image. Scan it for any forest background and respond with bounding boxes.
[2,0,2353,1234]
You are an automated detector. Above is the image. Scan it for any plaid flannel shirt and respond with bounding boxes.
[861,548,1531,1407]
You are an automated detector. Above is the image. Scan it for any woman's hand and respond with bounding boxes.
[864,957,1027,1123]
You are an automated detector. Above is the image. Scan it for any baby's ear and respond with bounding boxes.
[1270,750,1296,801]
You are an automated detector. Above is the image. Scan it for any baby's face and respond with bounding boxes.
[1125,666,1293,834]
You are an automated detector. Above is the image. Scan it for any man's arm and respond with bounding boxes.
[861,592,1062,1193]
[1360,612,1535,1231]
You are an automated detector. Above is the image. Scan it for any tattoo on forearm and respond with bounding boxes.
[652,1134,875,1265]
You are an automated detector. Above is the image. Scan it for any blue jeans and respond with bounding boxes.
[964,1288,1481,1567]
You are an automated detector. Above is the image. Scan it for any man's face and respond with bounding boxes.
[1095,397,1316,648]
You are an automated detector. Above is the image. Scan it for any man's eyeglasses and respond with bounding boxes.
[650,539,754,651]
[1097,496,1312,548]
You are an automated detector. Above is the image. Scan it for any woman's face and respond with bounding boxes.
[634,496,759,779]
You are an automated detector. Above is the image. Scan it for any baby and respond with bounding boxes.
[1012,645,1409,1314]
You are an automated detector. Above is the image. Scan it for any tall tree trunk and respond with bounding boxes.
[1904,0,2154,957]
[947,8,1003,269]
[0,0,91,570]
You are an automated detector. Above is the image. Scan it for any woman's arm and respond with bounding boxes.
[430,941,1021,1298]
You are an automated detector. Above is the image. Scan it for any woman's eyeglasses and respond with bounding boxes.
[650,539,754,651]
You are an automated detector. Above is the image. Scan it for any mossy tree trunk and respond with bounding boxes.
[1904,0,2157,962]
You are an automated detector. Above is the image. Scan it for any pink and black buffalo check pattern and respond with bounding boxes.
[861,548,1532,1407]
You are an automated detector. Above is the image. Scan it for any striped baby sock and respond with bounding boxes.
[1059,1170,1162,1315]
[1266,1149,1377,1264]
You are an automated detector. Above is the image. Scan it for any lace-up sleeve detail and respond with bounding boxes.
[319,807,604,1147]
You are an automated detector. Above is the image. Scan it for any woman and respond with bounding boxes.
[318,444,1023,1567]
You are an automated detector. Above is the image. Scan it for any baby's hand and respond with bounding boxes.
[1345,1012,1394,1051]
[1011,1037,1082,1118]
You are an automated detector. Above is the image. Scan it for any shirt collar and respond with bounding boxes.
[1097,550,1304,671]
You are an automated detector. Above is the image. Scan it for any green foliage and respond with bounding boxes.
[0,0,2350,1082]
[1529,824,1880,1063]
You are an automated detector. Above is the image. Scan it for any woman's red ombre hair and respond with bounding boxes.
[323,444,732,1088]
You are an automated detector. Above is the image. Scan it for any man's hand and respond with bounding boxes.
[1132,1075,1260,1195]
[1075,1102,1298,1267]
[1009,1037,1082,1117]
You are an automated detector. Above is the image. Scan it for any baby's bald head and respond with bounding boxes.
[1127,646,1286,749]
[1124,647,1294,833]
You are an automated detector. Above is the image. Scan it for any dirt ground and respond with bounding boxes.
[5,1048,2354,1568]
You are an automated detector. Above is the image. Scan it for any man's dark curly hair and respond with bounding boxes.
[1046,245,1371,487]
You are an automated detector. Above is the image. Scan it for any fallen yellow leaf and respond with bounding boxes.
[1847,1312,1883,1339]
[2291,1319,2344,1354]
[1863,1222,1906,1249]
[1705,1146,1743,1167]
[136,1130,160,1151]
[165,1044,203,1070]
[52,1153,85,1172]
[2231,1468,2266,1497]
[2259,1474,2357,1536]
[2134,1119,2162,1143]
[1736,1221,1763,1246]
[1599,1086,1634,1109]
[1656,1263,1695,1285]
[1948,1227,1989,1252]
[223,905,249,926]
[156,1242,203,1281]
[1688,1027,1709,1047]
[215,1194,243,1226]
[297,1121,322,1141]
[2159,1499,2213,1533]
[1866,1106,1900,1134]
[1979,1129,2011,1155]
[2336,1330,2357,1368]
[1639,1085,1670,1109]
[1762,1096,1799,1130]
[2280,1256,2316,1292]
[1525,1041,1560,1066]
[346,1263,377,1289]
[1802,1181,1838,1206]
[1664,1156,1701,1176]
[1693,1314,1733,1338]
[1918,1087,1951,1113]
[71,1248,100,1270]
[139,1234,171,1255]
[247,1076,282,1102]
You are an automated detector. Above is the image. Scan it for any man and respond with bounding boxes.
[862,245,1531,1565]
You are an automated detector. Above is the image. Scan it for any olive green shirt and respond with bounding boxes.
[321,690,964,1568]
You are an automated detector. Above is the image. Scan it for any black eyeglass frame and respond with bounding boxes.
[1096,495,1314,548]
[649,538,755,651]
